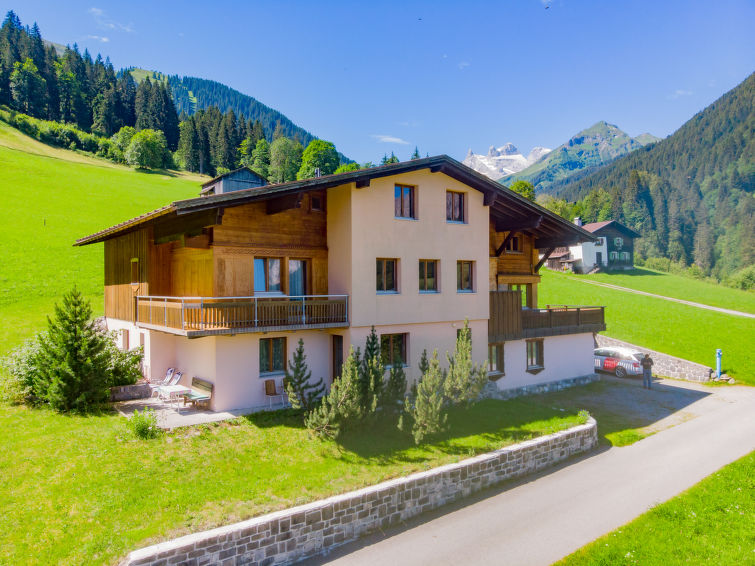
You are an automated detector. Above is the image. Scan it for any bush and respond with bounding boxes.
[0,336,43,404]
[643,256,672,272]
[128,408,160,439]
[125,129,169,169]
[104,333,143,387]
[726,265,755,291]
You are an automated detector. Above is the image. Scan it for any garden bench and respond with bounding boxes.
[181,377,214,409]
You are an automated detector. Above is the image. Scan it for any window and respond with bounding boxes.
[254,258,282,293]
[394,184,416,219]
[288,259,308,296]
[620,251,630,261]
[260,337,286,374]
[609,251,619,261]
[488,343,504,376]
[614,237,624,248]
[310,192,324,212]
[130,258,139,284]
[376,258,398,292]
[381,333,407,367]
[503,235,522,253]
[418,259,439,292]
[457,260,474,292]
[446,191,465,222]
[526,339,544,373]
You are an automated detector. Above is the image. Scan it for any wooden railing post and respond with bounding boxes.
[577,307,581,327]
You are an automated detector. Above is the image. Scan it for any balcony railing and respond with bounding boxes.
[135,295,349,337]
[489,291,606,341]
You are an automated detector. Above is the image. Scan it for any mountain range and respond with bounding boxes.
[462,143,551,179]
[499,121,660,193]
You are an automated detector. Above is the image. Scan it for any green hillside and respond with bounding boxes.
[501,121,658,193]
[0,120,202,354]
[539,270,754,384]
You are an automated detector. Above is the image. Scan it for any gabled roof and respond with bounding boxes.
[582,220,641,238]
[75,155,597,247]
[200,166,265,188]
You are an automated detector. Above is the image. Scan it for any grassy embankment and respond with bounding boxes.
[0,120,201,354]
[539,270,755,385]
[556,450,755,565]
[0,399,587,565]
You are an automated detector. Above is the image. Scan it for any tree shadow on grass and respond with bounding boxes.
[241,407,307,429]
[603,267,663,277]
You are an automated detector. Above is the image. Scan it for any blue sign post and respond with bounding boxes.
[716,349,722,378]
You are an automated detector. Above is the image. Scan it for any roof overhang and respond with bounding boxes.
[75,155,597,248]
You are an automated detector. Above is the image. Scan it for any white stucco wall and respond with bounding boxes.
[571,237,607,271]
[492,333,595,391]
[328,170,489,329]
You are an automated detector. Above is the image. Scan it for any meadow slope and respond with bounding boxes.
[0,121,201,353]
[539,270,754,384]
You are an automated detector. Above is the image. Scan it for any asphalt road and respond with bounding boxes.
[304,380,755,566]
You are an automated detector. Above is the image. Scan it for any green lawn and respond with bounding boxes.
[540,270,755,385]
[0,120,201,354]
[578,267,755,314]
[556,450,755,565]
[0,399,586,565]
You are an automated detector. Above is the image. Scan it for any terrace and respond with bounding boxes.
[134,294,349,337]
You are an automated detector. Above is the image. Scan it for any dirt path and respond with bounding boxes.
[565,276,755,319]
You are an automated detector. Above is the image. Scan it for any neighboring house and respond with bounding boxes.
[200,166,267,196]
[76,156,605,412]
[565,219,641,273]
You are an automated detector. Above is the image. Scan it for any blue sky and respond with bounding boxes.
[4,0,755,163]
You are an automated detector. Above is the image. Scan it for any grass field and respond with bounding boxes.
[556,450,755,565]
[579,267,755,314]
[0,399,586,565]
[0,120,201,354]
[539,270,755,385]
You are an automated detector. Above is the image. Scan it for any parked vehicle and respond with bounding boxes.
[594,346,643,378]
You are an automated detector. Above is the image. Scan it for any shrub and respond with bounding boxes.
[104,334,143,387]
[578,409,591,424]
[284,339,324,411]
[726,265,755,291]
[0,336,43,404]
[643,256,672,272]
[128,408,160,439]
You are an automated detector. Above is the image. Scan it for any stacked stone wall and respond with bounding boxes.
[595,335,712,382]
[121,418,597,566]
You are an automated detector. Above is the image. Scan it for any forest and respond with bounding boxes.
[540,72,755,287]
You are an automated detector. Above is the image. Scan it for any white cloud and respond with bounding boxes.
[89,7,134,33]
[371,134,410,145]
[86,34,110,43]
[667,89,693,100]
[458,61,470,70]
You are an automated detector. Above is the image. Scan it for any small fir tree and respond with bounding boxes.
[284,339,325,411]
[358,326,383,415]
[33,287,111,412]
[381,343,407,417]
[305,347,362,439]
[405,350,447,444]
[444,320,487,405]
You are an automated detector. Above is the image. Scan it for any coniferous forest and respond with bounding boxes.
[540,72,755,285]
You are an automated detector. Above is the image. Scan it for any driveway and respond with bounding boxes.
[304,378,755,566]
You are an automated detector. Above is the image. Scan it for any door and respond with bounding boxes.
[332,335,344,381]
[596,251,603,266]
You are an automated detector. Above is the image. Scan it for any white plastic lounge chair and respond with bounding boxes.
[150,368,175,396]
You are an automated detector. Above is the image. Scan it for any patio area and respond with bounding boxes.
[115,396,288,429]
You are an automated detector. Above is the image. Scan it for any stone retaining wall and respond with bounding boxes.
[482,373,600,401]
[110,383,151,402]
[121,418,598,566]
[595,335,712,382]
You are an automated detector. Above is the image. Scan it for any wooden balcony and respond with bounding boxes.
[489,291,606,341]
[135,295,349,337]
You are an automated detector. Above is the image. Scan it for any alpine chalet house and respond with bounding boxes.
[568,219,641,272]
[76,156,605,411]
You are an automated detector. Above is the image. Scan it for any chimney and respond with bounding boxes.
[573,217,582,227]
[315,168,321,178]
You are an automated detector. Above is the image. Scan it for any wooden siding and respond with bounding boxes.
[104,229,149,320]
[488,221,538,280]
[170,247,213,296]
[488,291,523,341]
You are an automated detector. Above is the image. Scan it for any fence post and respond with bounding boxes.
[577,307,581,327]
[302,296,307,325]
[149,297,152,324]
[163,299,167,328]
[200,298,205,331]
[254,297,258,327]
[181,298,185,330]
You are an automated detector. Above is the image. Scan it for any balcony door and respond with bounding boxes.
[288,259,307,296]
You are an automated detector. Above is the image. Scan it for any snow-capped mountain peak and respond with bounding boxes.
[463,143,552,180]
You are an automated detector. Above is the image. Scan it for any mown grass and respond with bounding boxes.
[0,121,201,354]
[540,270,755,385]
[555,450,755,565]
[0,398,586,565]
[579,267,755,314]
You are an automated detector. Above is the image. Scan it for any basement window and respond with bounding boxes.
[526,339,544,374]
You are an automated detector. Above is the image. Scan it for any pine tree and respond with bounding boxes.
[358,326,384,417]
[405,350,447,444]
[381,343,407,417]
[160,82,180,150]
[305,348,362,440]
[177,117,200,172]
[443,320,487,405]
[33,288,111,412]
[411,146,420,160]
[284,339,325,411]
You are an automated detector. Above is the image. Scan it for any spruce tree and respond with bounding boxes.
[33,288,111,412]
[444,320,487,405]
[405,350,447,444]
[411,146,420,160]
[284,339,325,411]
[381,343,407,417]
[359,326,383,416]
[305,348,362,440]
